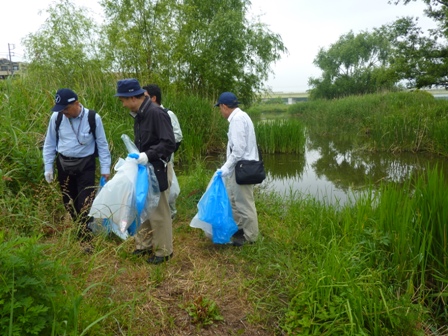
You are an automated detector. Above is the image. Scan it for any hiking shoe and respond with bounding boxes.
[132,248,153,256]
[146,253,173,265]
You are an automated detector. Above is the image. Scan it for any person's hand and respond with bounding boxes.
[137,152,148,165]
[128,152,148,165]
[217,166,230,177]
[44,171,54,183]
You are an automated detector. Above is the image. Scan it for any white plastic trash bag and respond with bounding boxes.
[89,157,138,233]
[89,177,130,240]
[169,169,180,205]
[189,214,213,240]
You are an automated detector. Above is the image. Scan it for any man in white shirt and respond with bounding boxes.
[215,92,259,246]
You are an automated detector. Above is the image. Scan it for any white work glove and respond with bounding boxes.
[44,171,54,183]
[137,152,148,165]
[217,166,230,177]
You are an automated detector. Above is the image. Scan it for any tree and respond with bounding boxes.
[100,0,287,105]
[378,16,448,88]
[23,0,104,86]
[308,31,399,99]
[388,0,448,88]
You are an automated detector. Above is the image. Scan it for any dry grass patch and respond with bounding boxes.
[44,219,277,335]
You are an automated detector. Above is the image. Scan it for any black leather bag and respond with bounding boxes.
[234,147,266,185]
[58,155,91,175]
[151,160,169,192]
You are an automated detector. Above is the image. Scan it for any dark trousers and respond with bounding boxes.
[56,155,96,235]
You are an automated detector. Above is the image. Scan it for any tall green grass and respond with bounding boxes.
[256,119,306,154]
[239,166,447,334]
[288,91,448,155]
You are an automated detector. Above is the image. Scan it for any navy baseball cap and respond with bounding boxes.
[52,88,78,112]
[214,92,239,107]
[115,78,146,97]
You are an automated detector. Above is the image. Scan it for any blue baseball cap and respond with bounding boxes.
[52,88,78,112]
[214,92,239,107]
[115,78,146,97]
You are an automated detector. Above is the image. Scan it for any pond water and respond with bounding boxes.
[261,130,448,206]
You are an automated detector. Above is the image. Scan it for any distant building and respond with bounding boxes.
[0,58,21,79]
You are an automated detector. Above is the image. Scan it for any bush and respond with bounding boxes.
[0,235,72,335]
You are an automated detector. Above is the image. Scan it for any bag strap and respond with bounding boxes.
[230,144,263,161]
[55,109,98,156]
[257,145,263,162]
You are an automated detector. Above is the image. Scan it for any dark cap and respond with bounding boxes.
[114,78,146,97]
[214,92,239,107]
[52,88,78,112]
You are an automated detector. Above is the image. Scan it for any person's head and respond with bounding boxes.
[115,78,147,112]
[214,92,239,119]
[142,84,162,105]
[52,88,81,118]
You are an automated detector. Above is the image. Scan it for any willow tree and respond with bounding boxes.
[23,0,104,88]
[100,0,286,105]
[308,30,399,100]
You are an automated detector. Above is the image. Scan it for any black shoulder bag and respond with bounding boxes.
[234,147,266,185]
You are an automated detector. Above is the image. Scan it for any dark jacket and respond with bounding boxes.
[134,97,175,162]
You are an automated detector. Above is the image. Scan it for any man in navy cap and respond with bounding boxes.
[115,78,176,264]
[215,92,260,246]
[43,88,111,240]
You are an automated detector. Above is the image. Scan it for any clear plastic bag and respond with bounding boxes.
[121,134,139,154]
[122,134,160,231]
[140,163,160,223]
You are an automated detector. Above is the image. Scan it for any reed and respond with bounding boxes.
[288,91,448,155]
[236,166,447,334]
[256,119,306,154]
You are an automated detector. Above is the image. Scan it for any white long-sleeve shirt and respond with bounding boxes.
[161,105,183,163]
[221,107,259,173]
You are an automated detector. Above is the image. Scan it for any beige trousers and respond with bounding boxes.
[135,162,173,257]
[225,171,259,242]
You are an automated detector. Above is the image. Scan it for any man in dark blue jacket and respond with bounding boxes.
[115,78,175,264]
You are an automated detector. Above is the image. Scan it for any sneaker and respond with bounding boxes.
[146,253,173,264]
[232,229,244,238]
[231,236,255,247]
[132,248,153,256]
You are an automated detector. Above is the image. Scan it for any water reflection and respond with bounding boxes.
[262,130,448,206]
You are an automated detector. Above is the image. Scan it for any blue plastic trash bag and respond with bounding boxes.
[127,160,149,236]
[197,171,238,244]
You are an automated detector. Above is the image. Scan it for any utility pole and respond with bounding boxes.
[8,43,15,76]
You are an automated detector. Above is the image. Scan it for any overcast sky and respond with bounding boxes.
[0,0,436,92]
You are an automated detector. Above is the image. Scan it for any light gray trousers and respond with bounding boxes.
[135,163,174,257]
[225,171,259,242]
